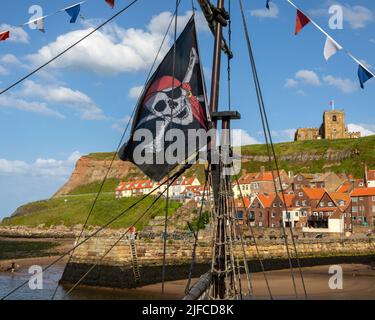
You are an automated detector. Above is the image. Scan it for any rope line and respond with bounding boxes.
[0,166,187,300]
[50,0,180,300]
[185,164,211,294]
[234,174,273,300]
[0,0,139,97]
[161,0,181,296]
[238,0,308,299]
[62,168,188,299]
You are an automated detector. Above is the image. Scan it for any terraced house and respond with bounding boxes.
[349,188,375,227]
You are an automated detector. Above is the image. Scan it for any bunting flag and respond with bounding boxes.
[358,65,374,89]
[295,9,310,35]
[34,17,45,33]
[0,30,10,41]
[105,0,115,8]
[65,4,81,23]
[324,37,342,61]
[266,0,271,9]
[118,17,209,181]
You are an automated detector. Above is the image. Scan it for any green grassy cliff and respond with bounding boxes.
[1,135,373,227]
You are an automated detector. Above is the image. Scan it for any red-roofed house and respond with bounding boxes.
[365,167,375,188]
[233,168,290,198]
[349,187,375,227]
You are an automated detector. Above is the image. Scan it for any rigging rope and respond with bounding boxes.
[161,0,181,296]
[0,0,140,97]
[1,166,186,300]
[62,167,189,299]
[227,0,232,111]
[234,174,273,300]
[237,0,308,299]
[50,0,181,299]
[185,164,211,294]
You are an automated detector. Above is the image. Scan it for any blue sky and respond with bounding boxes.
[0,0,374,218]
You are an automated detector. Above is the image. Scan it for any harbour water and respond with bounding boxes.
[1,263,374,300]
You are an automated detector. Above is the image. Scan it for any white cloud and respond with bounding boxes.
[0,24,29,43]
[0,151,81,177]
[0,54,21,65]
[310,3,373,29]
[285,70,321,89]
[128,85,144,100]
[370,39,375,44]
[323,75,358,93]
[112,115,132,132]
[232,129,259,146]
[285,78,298,88]
[295,70,321,86]
[250,3,279,19]
[272,129,296,141]
[342,5,374,29]
[347,124,374,137]
[0,65,8,75]
[21,80,105,120]
[0,93,64,118]
[27,11,208,75]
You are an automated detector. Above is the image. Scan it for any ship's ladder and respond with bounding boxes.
[130,238,141,284]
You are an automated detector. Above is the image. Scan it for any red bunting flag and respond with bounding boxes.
[0,31,10,41]
[295,9,310,35]
[105,0,115,8]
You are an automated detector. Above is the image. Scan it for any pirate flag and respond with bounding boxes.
[118,16,209,181]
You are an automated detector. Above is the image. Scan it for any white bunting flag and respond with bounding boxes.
[35,17,45,33]
[324,36,342,61]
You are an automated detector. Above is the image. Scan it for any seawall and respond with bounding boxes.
[60,237,375,289]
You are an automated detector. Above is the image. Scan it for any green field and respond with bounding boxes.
[2,136,373,228]
[1,194,182,230]
[84,136,375,181]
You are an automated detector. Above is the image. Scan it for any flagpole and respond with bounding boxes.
[286,0,375,78]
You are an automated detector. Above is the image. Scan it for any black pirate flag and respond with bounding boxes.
[118,16,209,181]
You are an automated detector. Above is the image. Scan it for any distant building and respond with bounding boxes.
[364,165,375,188]
[295,108,361,141]
[349,187,375,227]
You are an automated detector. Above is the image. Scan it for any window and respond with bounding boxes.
[298,192,303,197]
[352,206,358,213]
[372,206,375,213]
[339,201,345,206]
[258,222,263,227]
[273,203,277,207]
[359,197,364,201]
[296,201,300,207]
[332,115,337,122]
[298,176,302,181]
[372,196,375,202]
[352,197,358,203]
[295,212,299,217]
[320,202,325,207]
[272,212,276,218]
[259,212,263,218]
[236,211,244,220]
[359,183,364,187]
[271,223,276,228]
[328,202,333,207]
[302,200,307,206]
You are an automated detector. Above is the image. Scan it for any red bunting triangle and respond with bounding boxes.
[105,0,115,8]
[0,30,10,41]
[295,9,310,35]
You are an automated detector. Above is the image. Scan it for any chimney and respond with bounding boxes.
[364,163,368,187]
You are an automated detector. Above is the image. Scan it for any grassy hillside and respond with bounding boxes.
[1,194,181,230]
[84,136,374,181]
[2,136,373,228]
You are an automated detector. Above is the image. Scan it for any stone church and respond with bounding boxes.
[295,109,361,141]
